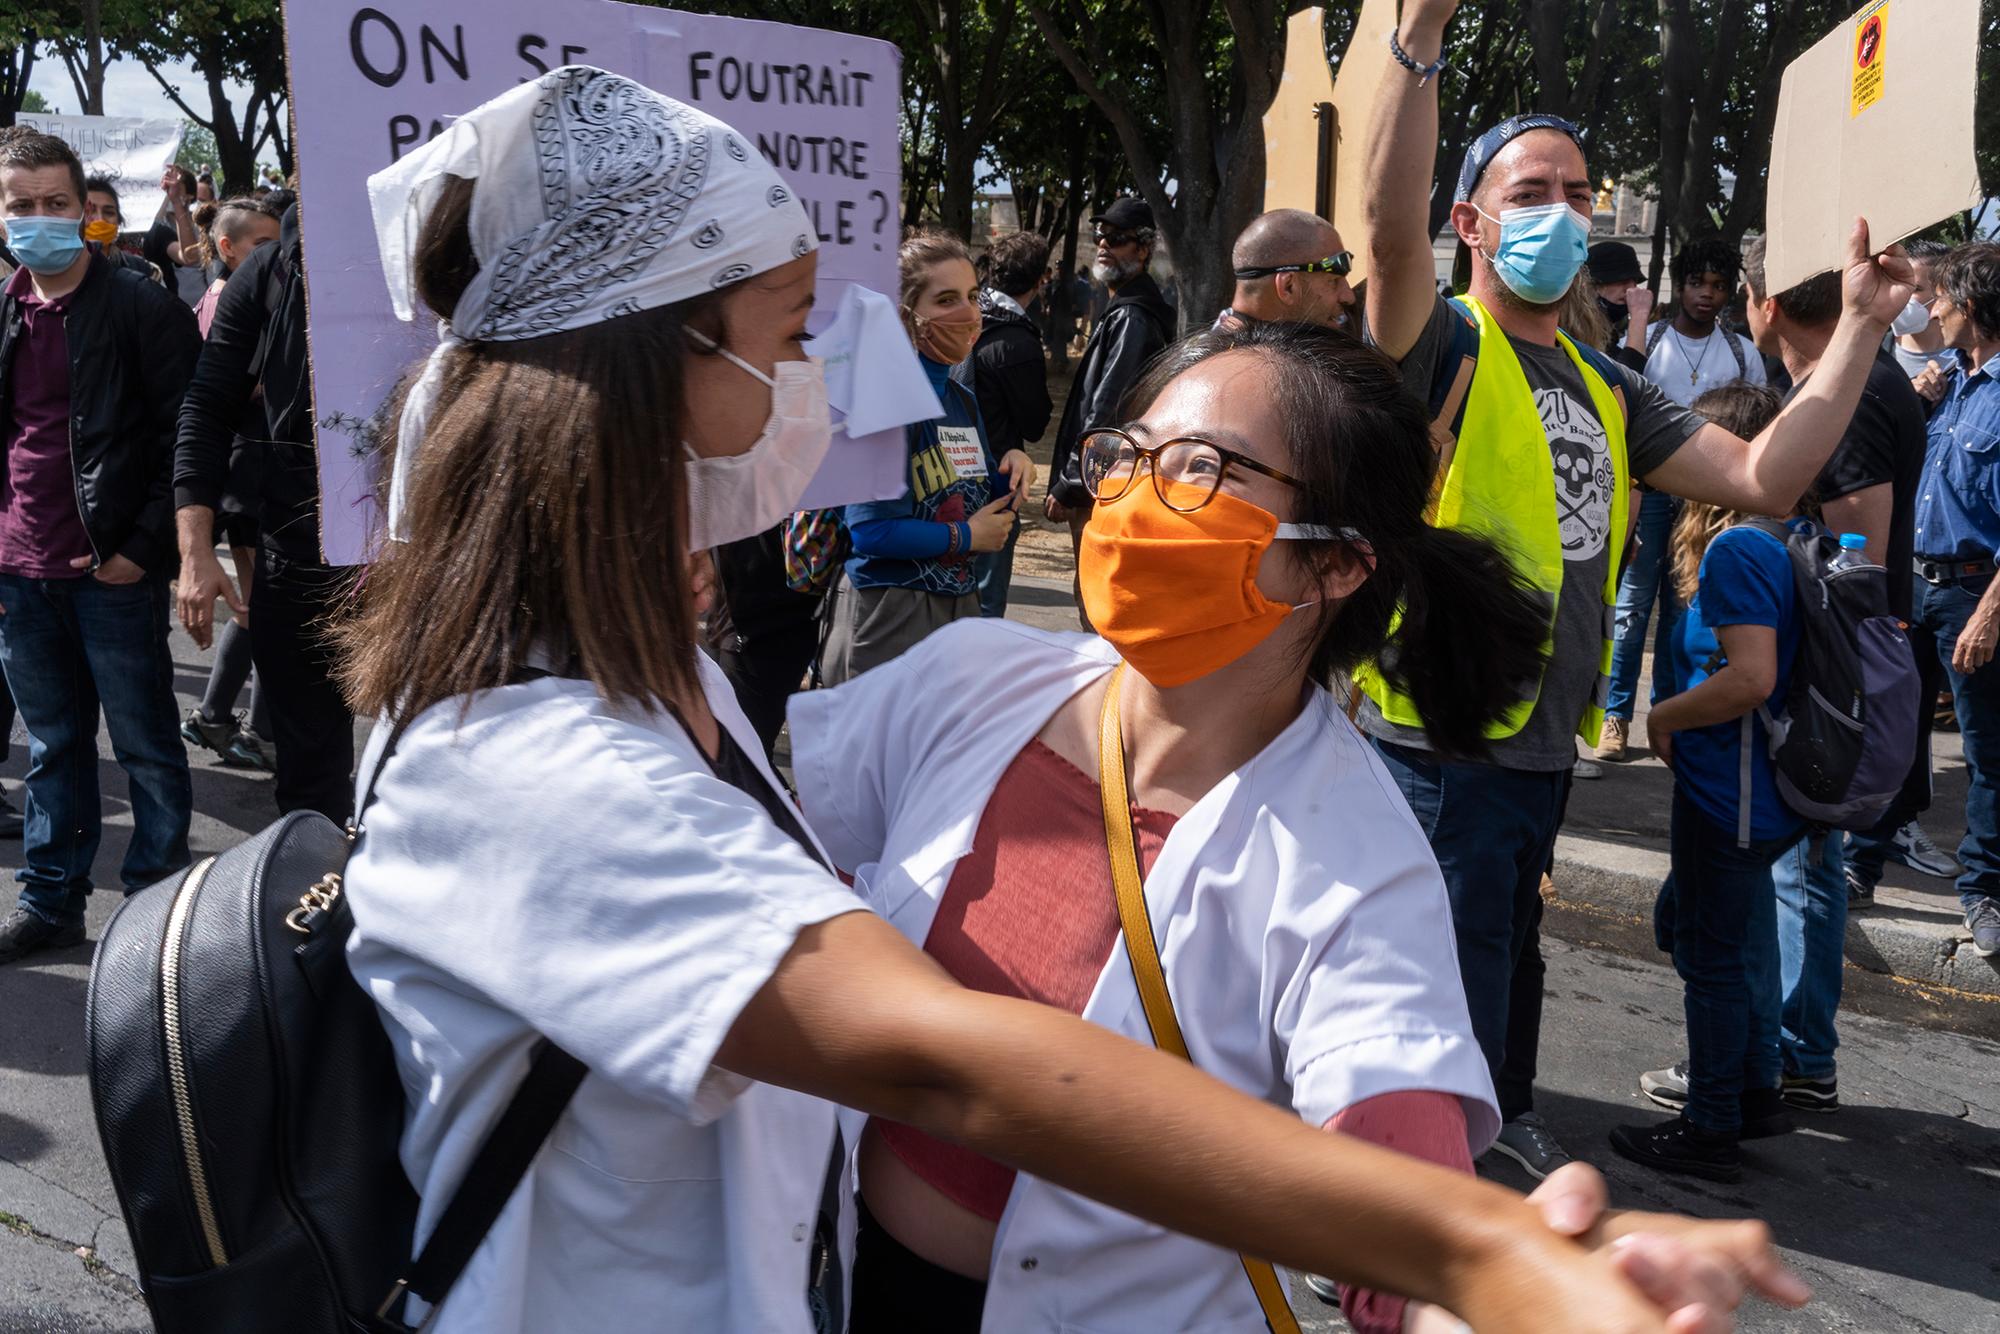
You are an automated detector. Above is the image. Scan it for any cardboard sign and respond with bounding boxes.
[1257,0,1395,282]
[15,113,184,227]
[1261,8,1336,218]
[282,0,905,564]
[1764,0,1979,296]
[1326,0,1399,285]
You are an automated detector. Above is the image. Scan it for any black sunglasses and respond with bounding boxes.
[1232,251,1354,281]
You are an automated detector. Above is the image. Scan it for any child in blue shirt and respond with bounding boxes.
[1612,384,1805,1184]
[823,231,1030,684]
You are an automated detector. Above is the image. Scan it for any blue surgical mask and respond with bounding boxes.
[5,216,86,276]
[1476,202,1591,306]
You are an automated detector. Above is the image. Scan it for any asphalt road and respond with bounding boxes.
[0,617,1994,1331]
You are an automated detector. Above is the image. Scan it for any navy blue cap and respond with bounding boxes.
[1454,114,1584,203]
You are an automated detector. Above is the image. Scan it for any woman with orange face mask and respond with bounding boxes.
[788,323,1762,1332]
[821,230,1035,685]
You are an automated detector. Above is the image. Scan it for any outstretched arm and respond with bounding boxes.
[718,909,1804,1333]
[1644,222,1913,513]
[1363,0,1458,361]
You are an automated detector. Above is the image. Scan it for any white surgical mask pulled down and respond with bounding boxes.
[1891,296,1934,338]
[683,331,836,552]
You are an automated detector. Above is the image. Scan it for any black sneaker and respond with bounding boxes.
[0,794,21,840]
[0,908,84,964]
[1739,1087,1797,1140]
[1781,1072,1839,1113]
[1845,866,1875,910]
[1609,1116,1742,1182]
[180,707,237,758]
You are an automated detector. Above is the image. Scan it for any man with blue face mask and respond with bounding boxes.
[0,128,200,964]
[1358,0,1917,1183]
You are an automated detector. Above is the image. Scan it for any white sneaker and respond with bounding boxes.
[1571,756,1604,780]
[1886,821,1958,879]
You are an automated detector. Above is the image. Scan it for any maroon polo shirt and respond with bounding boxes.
[0,264,92,578]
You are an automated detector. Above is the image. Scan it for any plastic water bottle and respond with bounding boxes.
[1828,532,1870,572]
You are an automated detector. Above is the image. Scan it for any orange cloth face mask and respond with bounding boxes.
[1081,478,1332,688]
[83,220,119,246]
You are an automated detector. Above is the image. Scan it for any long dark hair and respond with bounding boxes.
[1123,323,1549,759]
[337,174,723,721]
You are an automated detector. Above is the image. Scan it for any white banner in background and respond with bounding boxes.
[15,113,185,228]
[282,0,906,565]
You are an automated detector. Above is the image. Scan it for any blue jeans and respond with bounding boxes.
[1606,491,1682,720]
[1773,836,1845,1080]
[0,574,192,925]
[972,516,1019,619]
[1374,739,1568,1120]
[1914,576,2000,912]
[1669,788,1794,1135]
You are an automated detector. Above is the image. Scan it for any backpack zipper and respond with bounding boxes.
[161,857,228,1267]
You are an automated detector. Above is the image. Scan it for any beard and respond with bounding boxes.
[1093,255,1143,286]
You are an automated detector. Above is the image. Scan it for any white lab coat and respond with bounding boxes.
[345,654,864,1333]
[789,618,1498,1333]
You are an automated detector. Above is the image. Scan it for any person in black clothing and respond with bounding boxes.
[174,202,360,822]
[1045,196,1174,626]
[1740,236,1932,1113]
[1586,241,1653,370]
[958,229,1052,618]
[703,526,823,760]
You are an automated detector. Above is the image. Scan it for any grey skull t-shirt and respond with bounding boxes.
[1359,295,1703,771]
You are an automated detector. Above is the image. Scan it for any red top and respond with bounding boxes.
[872,739,1174,1220]
[0,264,91,578]
[871,738,1472,1334]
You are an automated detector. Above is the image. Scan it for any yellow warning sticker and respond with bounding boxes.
[1850,1,1887,117]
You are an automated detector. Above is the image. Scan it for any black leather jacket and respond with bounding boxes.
[1048,271,1174,506]
[0,252,200,574]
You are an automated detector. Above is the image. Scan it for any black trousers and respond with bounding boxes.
[249,552,357,822]
[848,1196,987,1332]
[717,623,820,761]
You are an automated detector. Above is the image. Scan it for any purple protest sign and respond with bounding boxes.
[282,0,904,564]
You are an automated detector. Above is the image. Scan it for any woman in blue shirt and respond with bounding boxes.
[823,231,1031,684]
[1612,384,1804,1185]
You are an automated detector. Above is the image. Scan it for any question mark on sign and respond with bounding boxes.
[867,189,889,250]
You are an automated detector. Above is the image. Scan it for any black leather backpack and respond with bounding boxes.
[85,728,584,1332]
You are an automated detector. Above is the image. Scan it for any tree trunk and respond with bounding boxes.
[0,40,37,129]
[1721,0,1808,244]
[1674,0,1744,240]
[1653,0,1698,254]
[59,0,107,116]
[938,129,977,239]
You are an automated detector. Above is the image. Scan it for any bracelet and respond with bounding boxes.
[1389,30,1448,87]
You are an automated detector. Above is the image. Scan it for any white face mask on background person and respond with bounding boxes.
[1891,295,1934,338]
[683,331,835,552]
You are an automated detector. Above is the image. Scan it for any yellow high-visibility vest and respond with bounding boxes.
[1357,295,1630,744]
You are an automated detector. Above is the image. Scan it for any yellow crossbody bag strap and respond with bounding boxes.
[1096,664,1304,1334]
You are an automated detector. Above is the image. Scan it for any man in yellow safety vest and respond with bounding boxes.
[1358,0,1914,1180]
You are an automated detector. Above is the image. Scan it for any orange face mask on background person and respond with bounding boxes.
[909,307,982,365]
[83,220,119,246]
[1080,479,1338,688]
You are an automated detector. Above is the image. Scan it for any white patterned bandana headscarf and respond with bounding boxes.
[367,65,816,539]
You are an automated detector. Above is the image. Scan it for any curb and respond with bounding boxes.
[1550,832,2000,1025]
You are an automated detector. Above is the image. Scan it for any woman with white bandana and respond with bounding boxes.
[340,67,1798,1334]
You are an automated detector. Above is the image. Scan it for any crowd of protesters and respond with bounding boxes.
[0,0,1993,1323]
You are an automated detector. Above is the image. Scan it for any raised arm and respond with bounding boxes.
[1363,0,1457,361]
[1644,221,1913,512]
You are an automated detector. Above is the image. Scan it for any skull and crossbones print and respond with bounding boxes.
[1535,388,1613,560]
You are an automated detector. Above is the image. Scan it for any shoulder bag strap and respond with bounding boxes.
[1096,663,1304,1334]
[381,1040,589,1323]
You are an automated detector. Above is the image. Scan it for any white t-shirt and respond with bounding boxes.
[345,657,865,1333]
[1643,321,1767,407]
